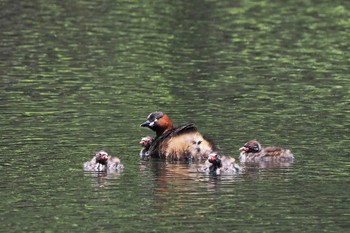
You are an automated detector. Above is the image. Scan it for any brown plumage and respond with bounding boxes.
[239,140,295,163]
[140,112,216,160]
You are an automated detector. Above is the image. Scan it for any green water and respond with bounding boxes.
[1,0,349,232]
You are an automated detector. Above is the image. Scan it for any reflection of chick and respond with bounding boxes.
[139,136,153,159]
[202,152,240,175]
[83,150,124,172]
[239,140,295,163]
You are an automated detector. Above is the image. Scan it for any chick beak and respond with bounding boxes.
[239,146,249,152]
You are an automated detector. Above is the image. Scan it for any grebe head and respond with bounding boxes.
[140,112,174,137]
[139,136,153,148]
[239,140,262,153]
[95,150,109,165]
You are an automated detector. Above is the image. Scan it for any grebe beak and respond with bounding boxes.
[140,120,151,127]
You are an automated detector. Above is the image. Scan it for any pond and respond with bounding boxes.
[1,0,349,232]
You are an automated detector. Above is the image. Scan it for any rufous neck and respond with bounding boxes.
[156,114,173,137]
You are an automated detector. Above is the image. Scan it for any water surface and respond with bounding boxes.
[1,0,349,232]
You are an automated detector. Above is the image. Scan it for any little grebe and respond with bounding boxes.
[140,111,216,160]
[239,140,295,163]
[139,136,153,160]
[83,150,124,172]
[202,152,240,175]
